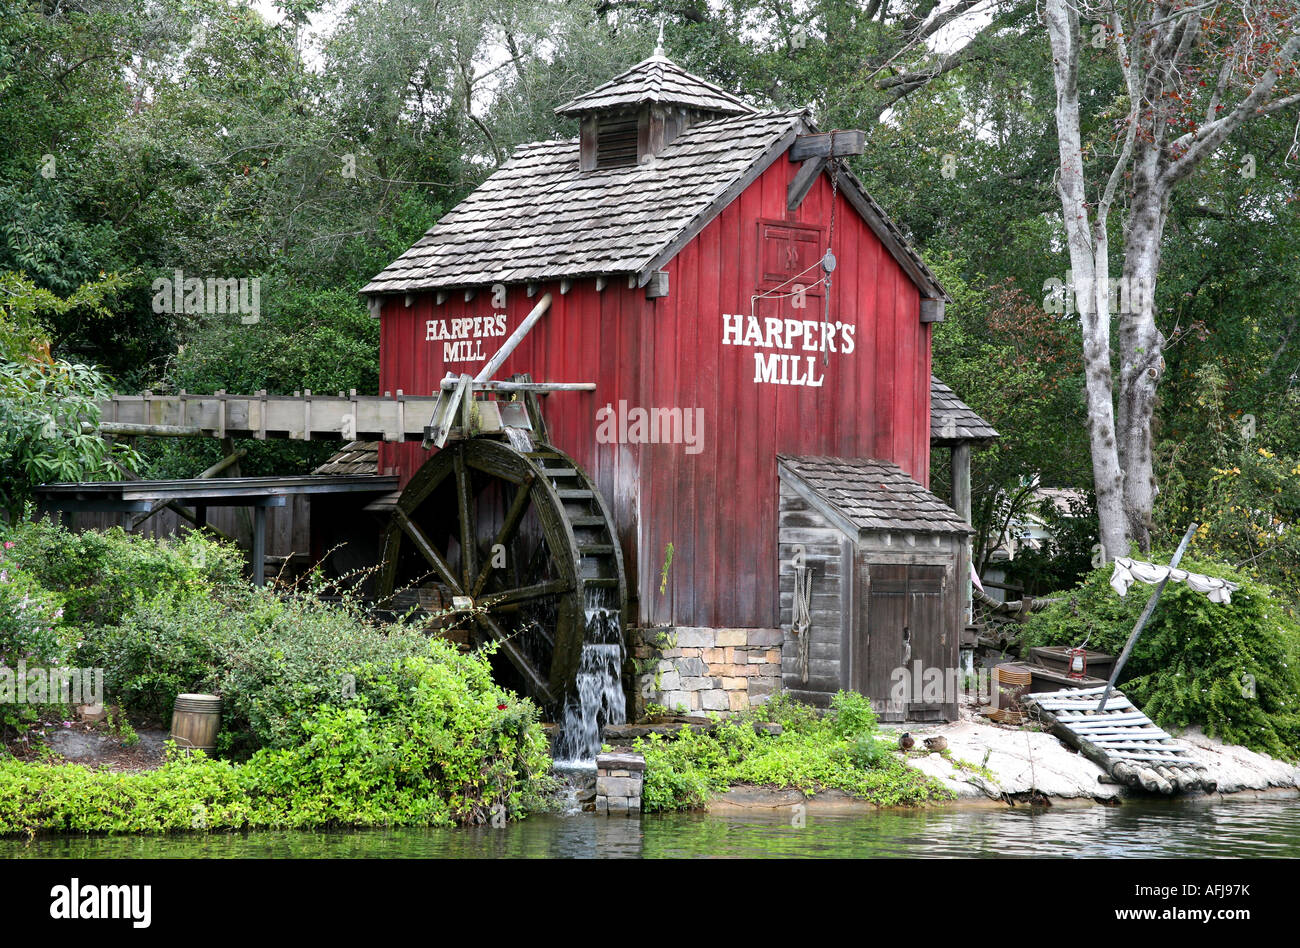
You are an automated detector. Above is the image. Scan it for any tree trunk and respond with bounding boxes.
[1117,158,1169,554]
[1045,0,1129,562]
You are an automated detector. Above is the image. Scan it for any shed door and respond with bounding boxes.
[856,562,949,722]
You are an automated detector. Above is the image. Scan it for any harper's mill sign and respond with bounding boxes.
[722,313,856,386]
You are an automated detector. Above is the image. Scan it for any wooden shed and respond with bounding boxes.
[776,456,974,720]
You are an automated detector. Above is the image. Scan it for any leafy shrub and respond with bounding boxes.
[1021,556,1300,759]
[0,541,73,739]
[0,358,140,518]
[0,518,242,629]
[828,689,878,741]
[78,580,465,755]
[634,692,949,811]
[0,654,553,834]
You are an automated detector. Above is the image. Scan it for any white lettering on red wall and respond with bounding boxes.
[721,313,855,386]
[425,314,509,363]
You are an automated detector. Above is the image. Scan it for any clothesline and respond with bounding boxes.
[1110,557,1239,604]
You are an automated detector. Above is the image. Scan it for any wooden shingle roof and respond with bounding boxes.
[930,376,999,445]
[554,55,755,117]
[363,58,948,300]
[362,110,804,294]
[778,455,973,536]
[312,441,379,476]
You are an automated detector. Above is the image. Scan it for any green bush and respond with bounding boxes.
[1021,556,1300,759]
[0,358,141,519]
[0,518,243,629]
[0,653,553,834]
[0,541,74,738]
[77,581,469,755]
[634,692,950,811]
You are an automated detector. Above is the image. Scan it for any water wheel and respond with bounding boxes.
[375,434,628,710]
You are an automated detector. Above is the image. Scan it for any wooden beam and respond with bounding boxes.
[787,156,827,211]
[920,299,946,323]
[252,505,266,587]
[440,379,595,393]
[475,611,553,701]
[130,449,247,529]
[88,422,205,437]
[951,444,971,524]
[475,293,553,383]
[470,474,536,598]
[644,270,669,299]
[789,130,865,161]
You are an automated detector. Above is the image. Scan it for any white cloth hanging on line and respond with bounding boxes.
[1109,557,1239,604]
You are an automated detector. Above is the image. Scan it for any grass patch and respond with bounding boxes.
[633,692,952,811]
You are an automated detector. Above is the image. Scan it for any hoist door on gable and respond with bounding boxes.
[757,221,825,298]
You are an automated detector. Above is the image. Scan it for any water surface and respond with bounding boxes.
[3,796,1297,858]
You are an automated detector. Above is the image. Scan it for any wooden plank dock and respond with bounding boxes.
[1024,686,1216,795]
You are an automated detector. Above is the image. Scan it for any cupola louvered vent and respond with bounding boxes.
[596,114,639,168]
[561,54,757,173]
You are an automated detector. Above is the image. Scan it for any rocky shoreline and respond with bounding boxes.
[707,715,1300,812]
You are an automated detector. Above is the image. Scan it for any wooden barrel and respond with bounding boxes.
[170,693,222,754]
[994,663,1033,712]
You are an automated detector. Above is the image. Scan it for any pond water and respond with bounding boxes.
[2,795,1298,858]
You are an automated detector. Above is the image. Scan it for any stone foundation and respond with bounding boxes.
[632,627,783,717]
[595,752,645,814]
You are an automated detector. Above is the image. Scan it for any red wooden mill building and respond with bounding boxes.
[360,52,996,720]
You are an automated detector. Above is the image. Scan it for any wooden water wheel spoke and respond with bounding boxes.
[377,435,626,711]
[481,578,574,608]
[454,451,477,587]
[393,507,462,594]
[474,612,553,701]
[470,473,535,598]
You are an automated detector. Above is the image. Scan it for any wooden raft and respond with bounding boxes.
[1024,686,1216,795]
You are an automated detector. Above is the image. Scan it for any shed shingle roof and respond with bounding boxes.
[312,441,379,476]
[778,455,972,536]
[554,55,755,117]
[930,376,999,444]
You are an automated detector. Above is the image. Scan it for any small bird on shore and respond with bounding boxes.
[923,736,948,753]
[898,732,915,752]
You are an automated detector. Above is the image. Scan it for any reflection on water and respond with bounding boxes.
[2,796,1297,859]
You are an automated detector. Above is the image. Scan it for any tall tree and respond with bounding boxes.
[1044,0,1300,558]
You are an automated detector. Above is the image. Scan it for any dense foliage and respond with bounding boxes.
[3,517,242,628]
[634,692,950,810]
[0,518,553,831]
[1021,557,1300,759]
[0,654,552,834]
[0,537,72,738]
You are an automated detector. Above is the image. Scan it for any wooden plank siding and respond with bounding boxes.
[378,154,931,630]
[777,490,847,707]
